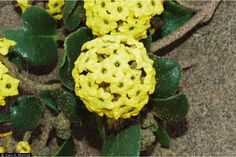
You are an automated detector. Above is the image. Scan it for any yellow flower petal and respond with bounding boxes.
[48,0,65,20]
[0,146,6,153]
[16,141,31,153]
[0,131,12,138]
[0,95,6,106]
[16,0,31,13]
[0,61,8,76]
[0,38,16,56]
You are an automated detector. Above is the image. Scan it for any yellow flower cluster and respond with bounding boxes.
[0,38,16,56]
[72,35,156,120]
[0,61,20,106]
[47,0,65,20]
[84,0,164,40]
[16,0,31,13]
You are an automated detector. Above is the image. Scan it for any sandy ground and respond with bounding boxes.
[159,1,236,155]
[0,1,235,156]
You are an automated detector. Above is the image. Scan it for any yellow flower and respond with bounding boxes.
[0,61,8,76]
[0,131,12,138]
[148,0,164,16]
[47,0,65,20]
[15,141,31,153]
[106,1,129,21]
[0,74,20,97]
[16,0,31,13]
[72,35,156,120]
[0,38,16,56]
[0,146,6,153]
[0,95,6,106]
[84,0,164,40]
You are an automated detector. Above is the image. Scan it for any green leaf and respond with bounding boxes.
[51,88,82,127]
[95,115,106,141]
[39,91,59,113]
[150,93,189,121]
[102,123,141,156]
[54,136,75,156]
[64,2,84,31]
[59,56,74,90]
[59,27,93,90]
[154,127,170,147]
[10,96,46,130]
[149,54,181,98]
[154,0,192,38]
[63,1,77,20]
[0,114,11,123]
[4,7,57,66]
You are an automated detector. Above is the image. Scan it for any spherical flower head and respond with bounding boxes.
[72,35,156,120]
[84,0,164,40]
[0,38,16,56]
[47,0,65,20]
[16,0,31,13]
[15,141,31,153]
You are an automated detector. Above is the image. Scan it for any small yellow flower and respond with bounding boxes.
[72,35,156,120]
[0,131,12,138]
[16,0,31,13]
[47,0,65,20]
[0,146,6,153]
[0,38,16,56]
[148,0,164,16]
[0,74,20,97]
[0,61,8,76]
[0,95,6,106]
[84,0,164,40]
[15,141,31,153]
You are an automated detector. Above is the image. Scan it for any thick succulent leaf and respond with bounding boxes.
[59,27,93,90]
[9,56,23,69]
[4,30,57,66]
[64,2,84,31]
[64,27,93,73]
[59,56,74,90]
[154,127,170,147]
[50,88,82,127]
[102,123,141,156]
[54,136,75,156]
[39,91,59,113]
[10,96,46,130]
[4,6,57,66]
[22,6,56,36]
[149,54,181,98]
[150,93,189,121]
[63,1,77,20]
[154,0,192,39]
[0,114,11,123]
[95,115,106,141]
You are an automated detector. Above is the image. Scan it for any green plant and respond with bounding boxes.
[0,0,193,155]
